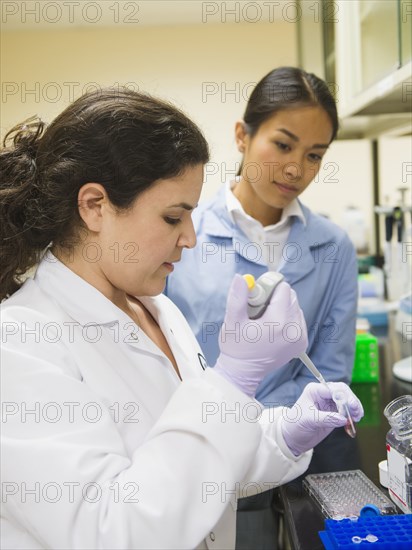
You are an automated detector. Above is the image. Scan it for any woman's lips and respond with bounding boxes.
[163,262,175,272]
[274,181,298,194]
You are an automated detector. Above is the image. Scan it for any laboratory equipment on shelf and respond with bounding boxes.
[352,332,379,383]
[374,188,412,302]
[357,267,389,328]
[341,205,369,254]
[243,273,357,438]
[393,294,412,383]
[384,395,412,514]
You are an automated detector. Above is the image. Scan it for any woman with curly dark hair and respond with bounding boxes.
[0,88,362,550]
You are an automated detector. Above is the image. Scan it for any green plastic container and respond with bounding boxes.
[350,383,381,426]
[352,333,379,383]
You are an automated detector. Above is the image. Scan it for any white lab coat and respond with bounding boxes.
[1,252,311,550]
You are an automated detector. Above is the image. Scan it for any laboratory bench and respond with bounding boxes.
[278,317,412,550]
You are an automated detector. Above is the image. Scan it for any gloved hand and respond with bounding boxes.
[280,382,364,456]
[213,274,308,397]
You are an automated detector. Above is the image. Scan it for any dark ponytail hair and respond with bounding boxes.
[243,66,339,140]
[0,88,209,301]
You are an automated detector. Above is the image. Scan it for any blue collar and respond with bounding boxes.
[201,186,333,246]
[198,186,336,284]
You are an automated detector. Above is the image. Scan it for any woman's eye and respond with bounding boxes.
[308,153,323,162]
[275,141,290,152]
[164,217,182,226]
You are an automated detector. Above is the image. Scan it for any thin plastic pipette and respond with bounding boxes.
[298,352,328,386]
[299,352,357,438]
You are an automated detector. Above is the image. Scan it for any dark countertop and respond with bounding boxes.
[280,319,412,549]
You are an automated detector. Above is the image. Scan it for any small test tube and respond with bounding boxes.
[329,388,357,439]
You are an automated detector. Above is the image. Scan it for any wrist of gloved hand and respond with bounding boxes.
[213,354,259,397]
[280,382,364,456]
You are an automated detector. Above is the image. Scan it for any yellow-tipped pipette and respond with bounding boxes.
[243,273,356,438]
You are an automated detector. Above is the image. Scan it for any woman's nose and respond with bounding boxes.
[283,160,302,182]
[178,219,197,249]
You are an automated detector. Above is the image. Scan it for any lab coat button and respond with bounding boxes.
[209,532,215,542]
[130,332,138,340]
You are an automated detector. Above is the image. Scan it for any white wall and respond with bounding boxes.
[4,14,408,257]
[378,136,412,207]
[1,21,298,209]
[302,140,375,252]
[378,136,412,266]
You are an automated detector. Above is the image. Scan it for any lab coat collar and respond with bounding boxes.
[202,186,334,246]
[35,251,132,328]
[202,191,236,238]
[279,216,316,286]
[201,186,334,282]
[34,251,169,337]
[34,252,200,380]
[226,178,306,228]
[202,199,268,266]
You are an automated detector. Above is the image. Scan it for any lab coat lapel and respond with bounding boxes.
[35,253,171,362]
[202,205,234,238]
[279,216,316,286]
[232,231,268,267]
[140,296,204,381]
[202,208,268,267]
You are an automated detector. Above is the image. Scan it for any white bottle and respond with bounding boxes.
[341,206,368,253]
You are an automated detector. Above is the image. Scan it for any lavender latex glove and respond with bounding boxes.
[213,274,308,397]
[280,382,364,456]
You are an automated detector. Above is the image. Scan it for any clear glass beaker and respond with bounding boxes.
[384,395,412,440]
[384,395,412,514]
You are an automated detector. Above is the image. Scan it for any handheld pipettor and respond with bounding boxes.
[243,272,357,438]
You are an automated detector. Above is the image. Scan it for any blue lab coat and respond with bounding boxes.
[165,186,358,406]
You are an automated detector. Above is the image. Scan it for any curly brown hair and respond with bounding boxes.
[0,89,209,301]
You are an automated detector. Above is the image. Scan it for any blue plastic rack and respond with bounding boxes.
[319,515,412,549]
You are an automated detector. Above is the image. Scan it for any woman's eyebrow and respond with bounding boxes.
[278,128,299,142]
[278,128,329,149]
[166,202,196,210]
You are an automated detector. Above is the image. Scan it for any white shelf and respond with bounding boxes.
[338,114,412,140]
[359,0,394,24]
[335,0,411,129]
[339,61,412,119]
